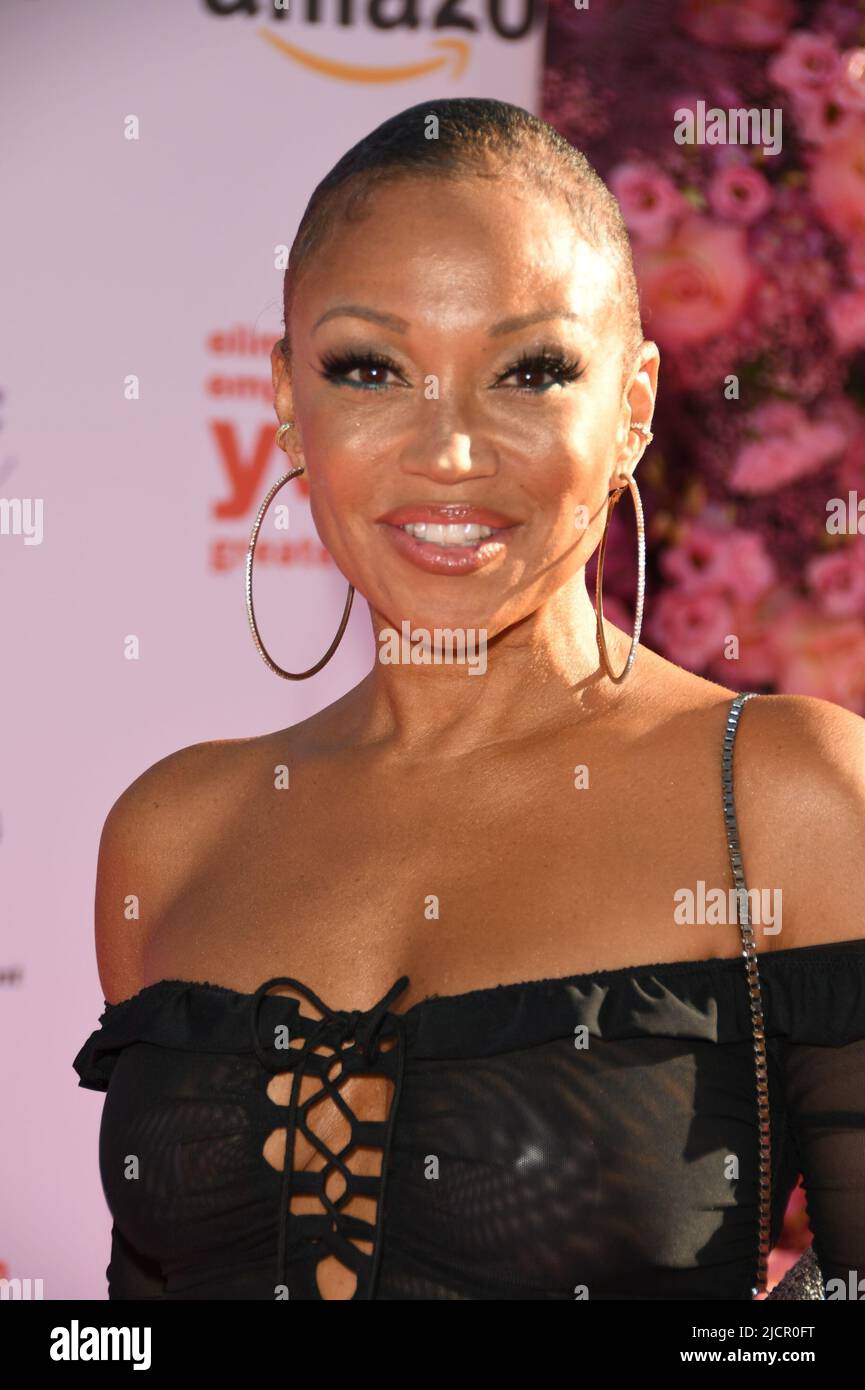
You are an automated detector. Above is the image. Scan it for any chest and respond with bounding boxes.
[99,1028,787,1299]
[143,735,743,1009]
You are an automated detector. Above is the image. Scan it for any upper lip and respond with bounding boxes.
[377,502,519,528]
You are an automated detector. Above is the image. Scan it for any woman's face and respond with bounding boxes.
[273,175,658,640]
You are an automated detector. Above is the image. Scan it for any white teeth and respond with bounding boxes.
[401,522,494,545]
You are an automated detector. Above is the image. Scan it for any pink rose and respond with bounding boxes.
[729,402,846,493]
[810,118,865,243]
[651,588,736,669]
[634,216,758,349]
[820,396,865,494]
[720,532,778,602]
[708,164,773,223]
[767,30,840,95]
[706,596,787,685]
[661,523,776,602]
[676,0,795,49]
[609,162,686,244]
[826,289,865,352]
[837,48,865,112]
[792,89,861,145]
[660,523,727,591]
[748,401,806,434]
[769,602,865,711]
[806,545,865,617]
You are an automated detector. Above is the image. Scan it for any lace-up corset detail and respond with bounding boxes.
[248,974,410,1300]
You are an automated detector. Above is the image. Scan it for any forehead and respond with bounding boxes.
[293,175,618,344]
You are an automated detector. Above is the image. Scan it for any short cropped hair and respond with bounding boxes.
[281,97,644,388]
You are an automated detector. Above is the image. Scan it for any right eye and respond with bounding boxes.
[318,350,406,390]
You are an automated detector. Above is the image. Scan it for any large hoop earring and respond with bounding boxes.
[595,469,646,684]
[244,424,355,680]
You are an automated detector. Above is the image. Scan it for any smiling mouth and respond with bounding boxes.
[378,518,517,575]
[398,521,497,547]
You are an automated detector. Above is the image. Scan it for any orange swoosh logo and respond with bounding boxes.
[259,29,470,82]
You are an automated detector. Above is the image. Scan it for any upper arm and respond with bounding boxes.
[94,740,229,1005]
[780,1033,865,1288]
[735,696,865,1282]
[784,1028,865,1284]
[732,693,865,951]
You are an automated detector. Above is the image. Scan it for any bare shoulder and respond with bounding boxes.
[731,689,865,802]
[724,691,865,950]
[93,731,289,1004]
[635,641,865,776]
[630,649,865,951]
[91,679,369,1003]
[734,689,865,767]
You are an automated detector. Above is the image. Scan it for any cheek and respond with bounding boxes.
[527,436,616,565]
[300,413,370,512]
[302,445,379,568]
[518,426,607,519]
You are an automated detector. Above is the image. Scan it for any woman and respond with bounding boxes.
[74,98,865,1301]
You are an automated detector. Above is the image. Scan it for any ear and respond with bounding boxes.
[271,339,304,465]
[611,341,660,487]
[271,338,296,424]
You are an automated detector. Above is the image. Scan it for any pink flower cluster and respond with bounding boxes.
[599,22,865,710]
[647,516,865,711]
[769,31,865,146]
[608,29,865,358]
[676,0,796,51]
[729,401,846,494]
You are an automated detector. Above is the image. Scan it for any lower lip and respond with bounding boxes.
[379,523,515,574]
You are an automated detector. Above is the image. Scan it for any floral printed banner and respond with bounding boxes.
[543,0,865,712]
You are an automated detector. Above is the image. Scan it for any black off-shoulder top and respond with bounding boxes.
[73,696,865,1300]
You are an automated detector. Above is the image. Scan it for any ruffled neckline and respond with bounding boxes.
[71,938,865,1087]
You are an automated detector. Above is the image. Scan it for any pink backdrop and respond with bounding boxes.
[0,0,547,1297]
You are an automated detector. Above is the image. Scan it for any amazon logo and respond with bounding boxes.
[204,0,541,83]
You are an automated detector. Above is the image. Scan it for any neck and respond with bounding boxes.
[344,572,635,760]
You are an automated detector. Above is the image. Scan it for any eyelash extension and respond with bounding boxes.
[498,349,585,391]
[317,346,585,391]
[318,349,403,389]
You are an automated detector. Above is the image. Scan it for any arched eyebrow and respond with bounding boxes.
[488,309,583,336]
[312,305,583,336]
[314,305,409,334]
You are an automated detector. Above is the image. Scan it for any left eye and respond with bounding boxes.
[497,354,584,391]
[318,351,404,389]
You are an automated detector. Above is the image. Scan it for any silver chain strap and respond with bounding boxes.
[722,691,772,1296]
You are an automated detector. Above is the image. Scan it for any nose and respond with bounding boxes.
[399,398,498,484]
[407,432,473,482]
